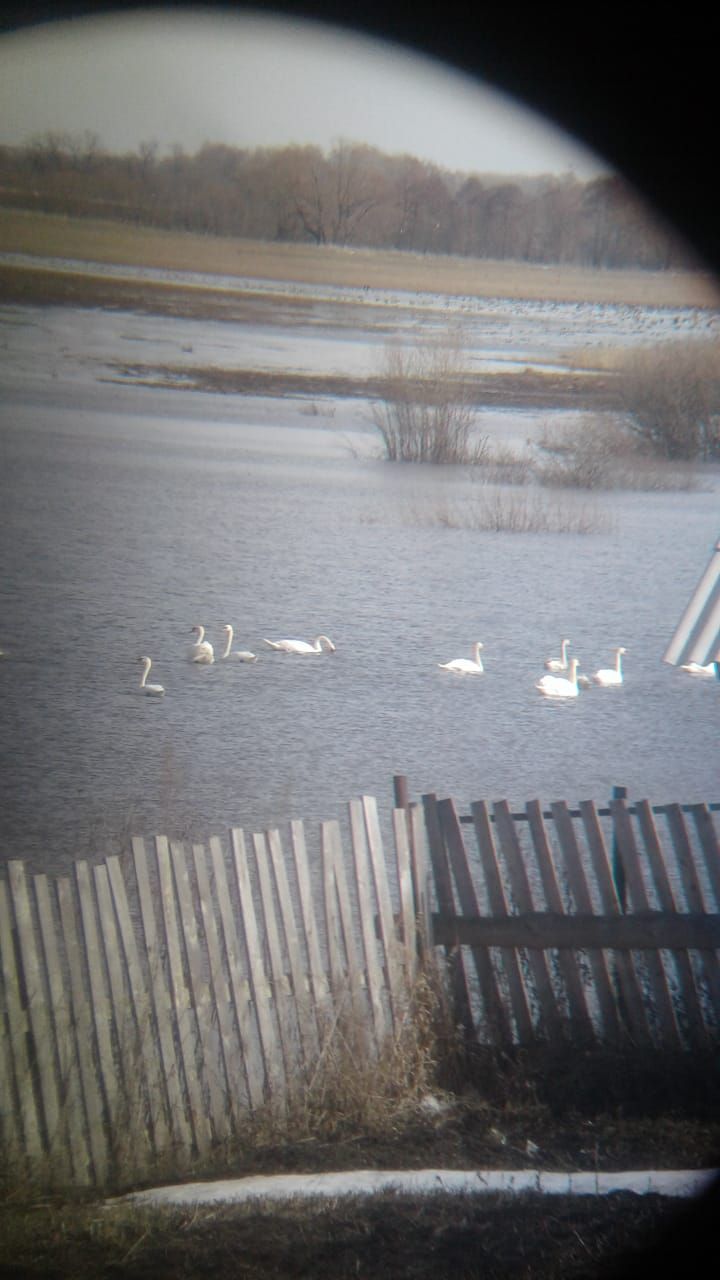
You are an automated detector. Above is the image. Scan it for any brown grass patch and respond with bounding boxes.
[1,207,719,306]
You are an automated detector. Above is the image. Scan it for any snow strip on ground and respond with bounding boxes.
[118,1167,718,1208]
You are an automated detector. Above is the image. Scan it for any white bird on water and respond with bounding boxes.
[680,660,716,677]
[438,642,484,675]
[189,625,214,664]
[138,656,165,697]
[545,639,571,672]
[536,657,581,698]
[263,635,336,654]
[592,647,627,686]
[221,625,257,662]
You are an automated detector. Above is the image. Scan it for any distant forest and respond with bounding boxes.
[0,133,696,270]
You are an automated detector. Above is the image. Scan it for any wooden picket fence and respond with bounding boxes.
[1,784,720,1188]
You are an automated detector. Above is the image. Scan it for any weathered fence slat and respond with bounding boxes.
[493,801,564,1042]
[577,801,651,1044]
[349,799,388,1041]
[327,819,371,1044]
[634,802,708,1047]
[0,878,44,1160]
[437,799,510,1042]
[253,831,295,1083]
[231,826,284,1099]
[106,852,173,1152]
[409,802,433,956]
[170,841,229,1142]
[132,837,193,1151]
[289,819,330,1033]
[75,862,118,1133]
[470,800,534,1044]
[56,875,109,1184]
[362,795,404,1022]
[192,842,244,1126]
[663,804,720,1018]
[424,793,476,1042]
[611,801,683,1049]
[208,835,265,1111]
[689,804,720,909]
[526,801,595,1042]
[267,827,319,1064]
[8,861,64,1160]
[322,819,347,1001]
[392,807,418,984]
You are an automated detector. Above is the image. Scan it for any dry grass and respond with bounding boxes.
[2,206,719,306]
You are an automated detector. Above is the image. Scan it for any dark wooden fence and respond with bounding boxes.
[1,783,719,1188]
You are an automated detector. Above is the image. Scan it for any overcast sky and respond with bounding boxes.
[0,10,608,177]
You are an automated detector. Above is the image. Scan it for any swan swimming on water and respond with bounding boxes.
[138,656,165,696]
[545,639,571,672]
[680,660,716,677]
[438,642,484,675]
[221,625,257,662]
[189,625,214,664]
[592,647,626,686]
[263,635,336,654]
[536,657,581,698]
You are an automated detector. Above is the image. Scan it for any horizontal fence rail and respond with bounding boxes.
[1,783,719,1189]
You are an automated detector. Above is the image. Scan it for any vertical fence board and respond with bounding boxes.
[634,802,708,1046]
[689,805,720,909]
[290,820,330,1022]
[611,800,683,1049]
[664,805,720,1020]
[437,799,510,1042]
[322,820,347,1001]
[170,841,229,1142]
[92,864,154,1167]
[349,800,388,1041]
[35,872,89,1179]
[0,879,43,1160]
[56,876,108,1184]
[231,827,284,1099]
[362,796,404,1022]
[155,837,211,1155]
[328,819,370,1044]
[577,801,651,1044]
[424,794,475,1041]
[409,803,433,955]
[106,853,174,1152]
[253,832,295,1082]
[132,837,193,1152]
[8,861,64,1157]
[492,802,563,1042]
[392,807,418,984]
[193,842,244,1125]
[526,801,595,1042]
[267,827,320,1063]
[74,862,117,1129]
[209,835,266,1110]
[470,800,533,1043]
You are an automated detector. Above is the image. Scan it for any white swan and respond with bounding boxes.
[680,660,716,677]
[545,638,571,672]
[221,625,257,662]
[263,635,336,654]
[189,625,214,664]
[438,642,484,675]
[536,657,581,698]
[138,656,165,697]
[592,647,626,686]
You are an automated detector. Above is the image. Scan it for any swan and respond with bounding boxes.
[438,642,484,675]
[221,625,257,662]
[536,657,581,698]
[545,638,571,672]
[189,625,214,664]
[576,673,593,689]
[592,647,626,686]
[680,660,716,677]
[138,656,165,697]
[263,635,336,654]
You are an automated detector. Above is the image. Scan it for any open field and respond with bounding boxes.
[1,206,719,307]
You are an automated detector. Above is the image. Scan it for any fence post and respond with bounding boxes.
[393,774,410,809]
[612,785,628,912]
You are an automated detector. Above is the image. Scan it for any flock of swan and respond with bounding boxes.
[137,628,719,701]
[137,625,336,696]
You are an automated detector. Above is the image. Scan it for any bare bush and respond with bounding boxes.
[402,487,610,534]
[534,413,700,490]
[371,331,489,464]
[617,338,720,460]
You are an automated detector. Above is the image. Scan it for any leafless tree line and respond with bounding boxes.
[0,133,695,270]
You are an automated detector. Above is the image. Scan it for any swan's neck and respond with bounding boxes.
[615,651,623,674]
[140,659,151,687]
[561,640,569,662]
[222,627,233,658]
[195,626,205,643]
[314,635,331,652]
[568,660,579,687]
[472,643,483,665]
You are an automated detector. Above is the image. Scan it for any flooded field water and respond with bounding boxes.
[0,278,718,873]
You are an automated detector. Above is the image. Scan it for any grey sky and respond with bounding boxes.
[0,10,607,177]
